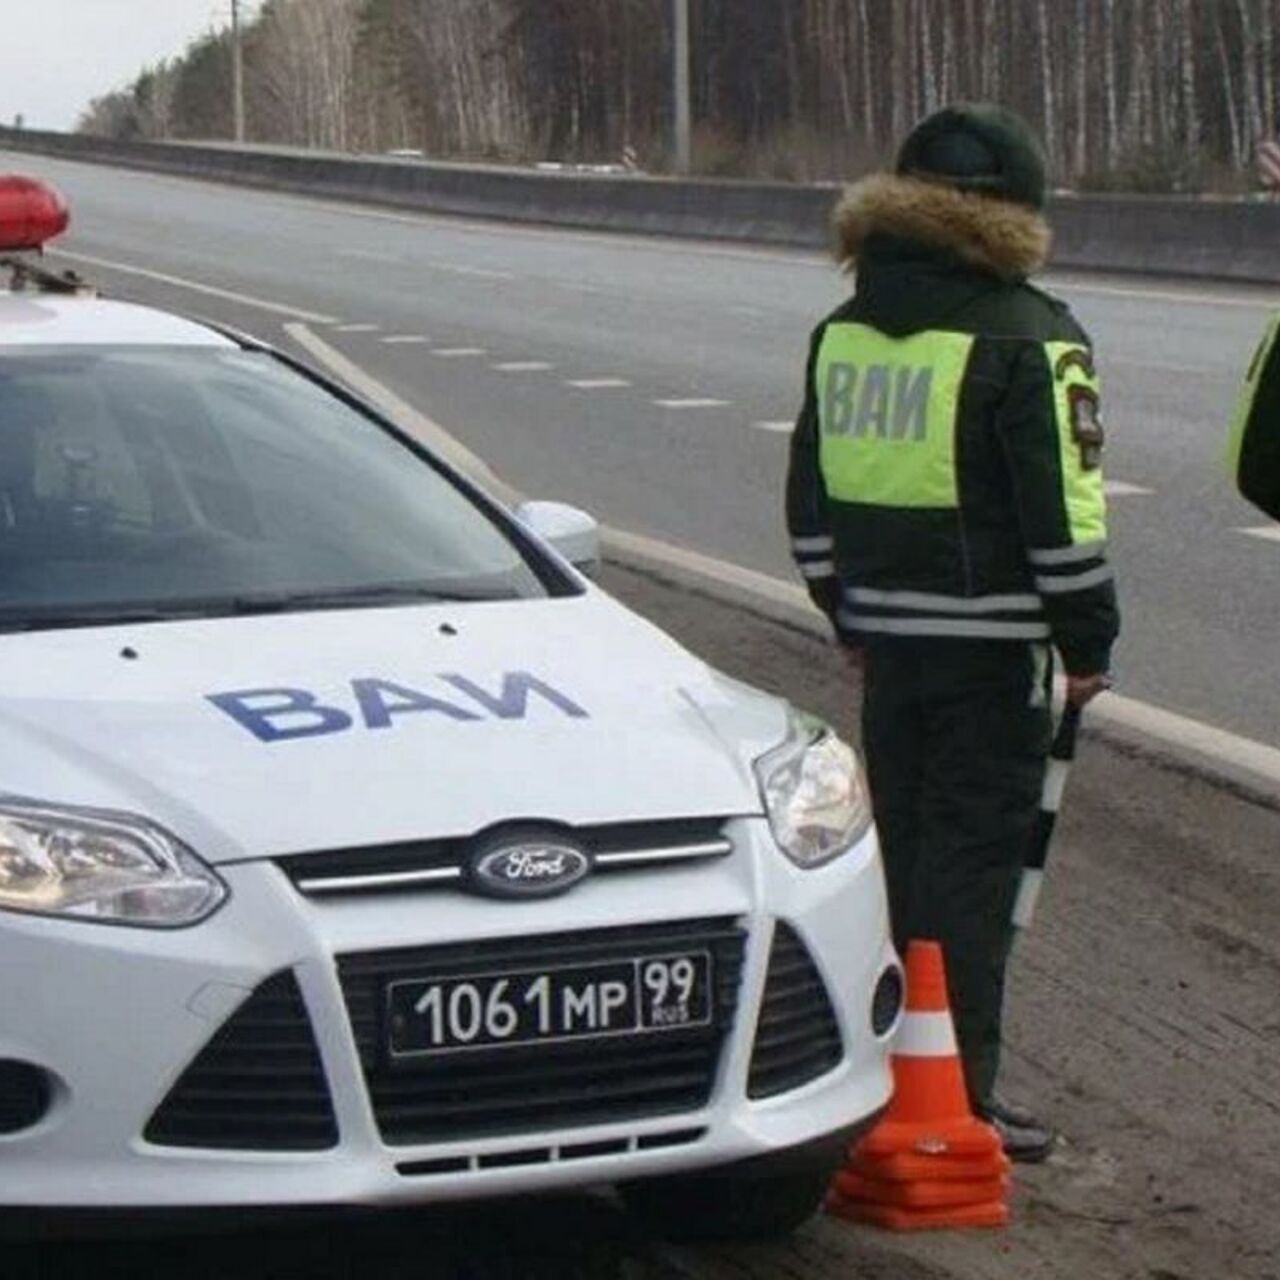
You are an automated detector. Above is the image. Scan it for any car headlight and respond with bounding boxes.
[754,710,873,869]
[0,799,227,928]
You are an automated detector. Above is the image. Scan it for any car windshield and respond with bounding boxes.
[0,345,554,629]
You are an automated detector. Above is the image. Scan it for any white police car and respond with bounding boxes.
[0,177,900,1238]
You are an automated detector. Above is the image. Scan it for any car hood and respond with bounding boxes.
[0,593,788,863]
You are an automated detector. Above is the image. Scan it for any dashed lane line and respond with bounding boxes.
[382,335,430,345]
[495,361,554,372]
[1238,525,1280,543]
[753,421,793,433]
[655,398,732,409]
[422,262,514,282]
[568,378,631,389]
[284,323,514,502]
[431,347,488,358]
[48,249,340,325]
[284,323,1280,797]
[337,248,398,263]
[1105,480,1155,496]
[335,323,380,333]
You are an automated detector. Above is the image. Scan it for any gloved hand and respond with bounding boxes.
[1065,673,1110,706]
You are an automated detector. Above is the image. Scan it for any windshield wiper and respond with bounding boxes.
[0,605,203,633]
[226,584,515,614]
[0,585,515,633]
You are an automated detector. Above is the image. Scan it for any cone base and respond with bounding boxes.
[848,1148,1011,1183]
[829,1195,1011,1232]
[834,1169,1010,1209]
[857,1115,1003,1161]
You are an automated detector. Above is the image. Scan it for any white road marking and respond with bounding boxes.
[1238,525,1280,543]
[568,378,631,389]
[276,331,1280,796]
[382,335,430,345]
[655,398,732,409]
[495,361,554,372]
[335,323,380,333]
[1055,279,1279,312]
[431,347,487,358]
[423,262,514,281]
[48,249,340,325]
[1111,357,1215,376]
[1105,480,1155,496]
[754,420,793,433]
[337,248,398,263]
[285,324,514,501]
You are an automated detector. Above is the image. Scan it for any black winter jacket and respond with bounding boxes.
[786,175,1120,675]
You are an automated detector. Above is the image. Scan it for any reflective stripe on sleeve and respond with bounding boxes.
[1034,564,1115,594]
[846,587,1042,615]
[791,535,834,554]
[1027,540,1107,567]
[839,611,1051,640]
[798,559,835,579]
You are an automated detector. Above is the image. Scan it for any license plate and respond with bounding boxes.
[386,951,713,1058]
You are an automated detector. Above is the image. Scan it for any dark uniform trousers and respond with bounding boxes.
[861,636,1052,1108]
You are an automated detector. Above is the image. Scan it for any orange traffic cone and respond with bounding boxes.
[828,940,1011,1230]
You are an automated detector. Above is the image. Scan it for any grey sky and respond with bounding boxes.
[0,0,237,131]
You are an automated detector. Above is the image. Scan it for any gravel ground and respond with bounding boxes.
[11,564,1278,1280]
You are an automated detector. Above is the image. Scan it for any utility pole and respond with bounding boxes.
[673,0,691,173]
[231,0,245,143]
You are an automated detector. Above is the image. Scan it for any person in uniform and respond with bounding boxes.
[786,104,1120,1162]
[1229,317,1280,520]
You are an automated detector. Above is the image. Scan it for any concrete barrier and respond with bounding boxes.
[2,126,1279,284]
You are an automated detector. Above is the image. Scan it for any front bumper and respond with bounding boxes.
[0,819,898,1209]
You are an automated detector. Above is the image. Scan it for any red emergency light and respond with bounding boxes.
[0,175,69,252]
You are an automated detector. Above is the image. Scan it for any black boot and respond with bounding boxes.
[977,1096,1057,1164]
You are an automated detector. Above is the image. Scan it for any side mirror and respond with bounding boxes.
[514,501,601,576]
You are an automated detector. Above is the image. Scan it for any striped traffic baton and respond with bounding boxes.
[1012,701,1083,930]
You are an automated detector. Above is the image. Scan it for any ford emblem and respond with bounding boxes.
[468,837,592,900]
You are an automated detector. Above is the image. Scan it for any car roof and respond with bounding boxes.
[0,292,236,349]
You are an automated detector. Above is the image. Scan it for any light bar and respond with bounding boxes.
[0,175,69,252]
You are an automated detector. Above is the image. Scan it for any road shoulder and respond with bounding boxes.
[601,562,1280,1280]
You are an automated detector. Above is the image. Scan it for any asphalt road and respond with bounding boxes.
[4,150,1280,745]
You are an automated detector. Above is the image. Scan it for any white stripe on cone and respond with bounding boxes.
[1012,868,1045,929]
[892,1009,958,1057]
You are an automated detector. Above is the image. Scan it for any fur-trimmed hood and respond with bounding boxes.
[832,174,1051,282]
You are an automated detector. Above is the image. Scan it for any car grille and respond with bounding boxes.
[277,818,733,897]
[747,922,844,1099]
[337,917,746,1145]
[144,970,338,1151]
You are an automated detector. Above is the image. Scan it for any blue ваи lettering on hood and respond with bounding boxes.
[207,671,589,743]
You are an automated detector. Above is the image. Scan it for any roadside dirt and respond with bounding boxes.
[601,562,1280,1280]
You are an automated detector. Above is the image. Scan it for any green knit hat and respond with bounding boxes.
[895,104,1047,210]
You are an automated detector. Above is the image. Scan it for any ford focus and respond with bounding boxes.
[0,177,901,1240]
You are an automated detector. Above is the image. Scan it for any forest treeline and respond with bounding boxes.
[77,0,1280,193]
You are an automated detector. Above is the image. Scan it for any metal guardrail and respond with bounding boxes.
[1,126,1278,284]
